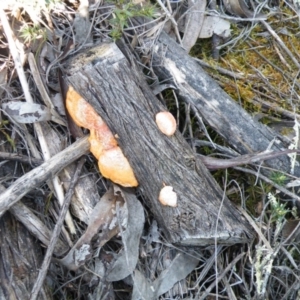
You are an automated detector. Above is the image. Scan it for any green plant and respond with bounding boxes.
[19,24,46,44]
[109,0,156,40]
[268,192,290,225]
[270,171,287,186]
[45,0,62,9]
[0,120,16,151]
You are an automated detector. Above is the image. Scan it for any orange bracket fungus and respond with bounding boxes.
[66,86,138,187]
[158,186,177,207]
[155,111,176,136]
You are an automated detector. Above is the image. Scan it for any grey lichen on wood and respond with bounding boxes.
[65,42,253,245]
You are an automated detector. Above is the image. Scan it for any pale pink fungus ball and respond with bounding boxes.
[158,186,177,207]
[155,111,176,136]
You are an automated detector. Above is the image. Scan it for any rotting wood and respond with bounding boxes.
[150,31,300,177]
[10,202,69,256]
[0,183,68,258]
[0,212,53,300]
[65,43,253,245]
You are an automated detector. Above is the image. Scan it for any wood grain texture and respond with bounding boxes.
[0,212,53,300]
[151,32,300,176]
[65,43,253,245]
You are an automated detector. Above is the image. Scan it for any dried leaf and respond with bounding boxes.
[2,101,52,123]
[59,186,126,270]
[146,220,160,244]
[88,258,115,300]
[61,165,99,224]
[0,63,7,98]
[199,16,231,39]
[282,219,300,239]
[106,187,145,282]
[153,253,199,296]
[132,253,199,299]
[131,270,155,300]
[182,0,206,52]
[51,93,66,116]
[40,122,63,155]
[74,0,92,44]
[38,120,97,224]
[288,118,300,174]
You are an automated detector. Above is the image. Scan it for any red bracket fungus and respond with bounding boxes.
[158,186,177,207]
[155,111,176,136]
[66,86,138,187]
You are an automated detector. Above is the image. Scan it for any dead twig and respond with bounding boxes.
[0,184,68,256]
[0,136,89,217]
[233,166,300,203]
[198,149,300,170]
[260,20,300,70]
[30,157,85,300]
[0,152,43,166]
[198,252,246,300]
[156,0,182,46]
[0,7,76,233]
[28,53,66,126]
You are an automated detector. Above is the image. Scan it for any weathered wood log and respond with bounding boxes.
[0,212,53,300]
[65,43,253,245]
[151,32,300,176]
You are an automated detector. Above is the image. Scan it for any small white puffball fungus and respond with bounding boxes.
[155,111,176,136]
[158,186,177,207]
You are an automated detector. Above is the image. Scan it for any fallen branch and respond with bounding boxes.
[65,42,253,245]
[0,137,89,217]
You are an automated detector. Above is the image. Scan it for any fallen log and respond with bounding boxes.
[150,32,300,176]
[65,42,253,245]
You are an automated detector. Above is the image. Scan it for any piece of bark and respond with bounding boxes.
[0,212,53,300]
[65,43,253,245]
[151,31,300,177]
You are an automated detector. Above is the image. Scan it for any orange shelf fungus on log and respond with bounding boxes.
[155,111,176,136]
[66,86,138,187]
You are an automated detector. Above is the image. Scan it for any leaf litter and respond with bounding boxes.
[0,0,300,299]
